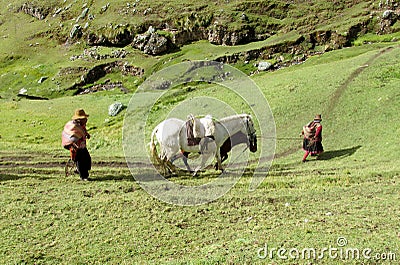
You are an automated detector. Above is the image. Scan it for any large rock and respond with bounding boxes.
[382,10,399,25]
[379,9,399,33]
[76,7,89,22]
[208,25,255,45]
[132,29,171,55]
[38,76,48,83]
[100,3,110,14]
[108,102,124,116]
[257,61,272,71]
[70,24,83,39]
[143,33,169,55]
[382,10,395,19]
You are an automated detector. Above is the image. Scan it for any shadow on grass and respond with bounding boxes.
[317,145,362,160]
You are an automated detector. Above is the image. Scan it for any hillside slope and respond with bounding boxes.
[1,1,400,264]
[0,40,399,265]
[1,43,398,166]
[1,0,399,99]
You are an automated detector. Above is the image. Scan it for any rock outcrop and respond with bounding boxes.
[208,25,257,45]
[16,1,400,66]
[87,27,134,47]
[131,27,171,55]
[379,9,400,33]
[66,61,143,94]
[19,2,50,20]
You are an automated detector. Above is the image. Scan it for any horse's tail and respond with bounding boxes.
[150,126,162,165]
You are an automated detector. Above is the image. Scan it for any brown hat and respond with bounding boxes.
[314,114,322,121]
[72,108,89,120]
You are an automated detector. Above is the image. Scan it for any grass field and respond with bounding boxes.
[1,0,400,263]
[1,40,400,264]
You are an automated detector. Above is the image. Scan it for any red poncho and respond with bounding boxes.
[61,120,87,148]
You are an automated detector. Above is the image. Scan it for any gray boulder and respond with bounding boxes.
[143,33,169,55]
[76,7,89,21]
[108,102,124,116]
[258,61,273,71]
[382,10,394,19]
[132,28,170,55]
[38,76,48,83]
[70,24,82,38]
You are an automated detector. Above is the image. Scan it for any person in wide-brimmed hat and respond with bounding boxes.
[300,114,324,162]
[62,108,92,180]
[72,108,89,120]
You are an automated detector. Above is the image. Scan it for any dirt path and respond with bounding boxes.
[274,46,395,159]
[324,46,393,115]
[0,151,130,170]
[0,161,129,169]
[1,46,396,168]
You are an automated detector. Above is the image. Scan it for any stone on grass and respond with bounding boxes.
[108,102,124,116]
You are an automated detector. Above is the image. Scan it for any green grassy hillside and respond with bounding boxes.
[1,41,399,264]
[1,0,400,264]
[1,0,400,99]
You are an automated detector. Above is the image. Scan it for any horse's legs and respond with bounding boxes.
[192,151,208,177]
[165,160,177,175]
[182,155,193,173]
[169,153,181,163]
[221,154,228,163]
[214,153,228,170]
[170,152,193,173]
[193,139,217,176]
[193,155,208,177]
[215,152,223,172]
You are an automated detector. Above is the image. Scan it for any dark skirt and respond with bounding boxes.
[303,138,324,154]
[76,147,91,179]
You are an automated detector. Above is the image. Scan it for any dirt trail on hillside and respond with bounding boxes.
[324,46,394,115]
[1,46,396,169]
[0,151,130,170]
[274,46,395,159]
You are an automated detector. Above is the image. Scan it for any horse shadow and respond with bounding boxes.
[317,145,362,160]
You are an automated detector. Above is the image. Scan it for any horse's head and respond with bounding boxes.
[244,115,257,153]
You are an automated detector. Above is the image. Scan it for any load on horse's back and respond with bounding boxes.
[186,114,215,143]
[202,115,215,139]
[185,114,216,154]
[186,114,204,146]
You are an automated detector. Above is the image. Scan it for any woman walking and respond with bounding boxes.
[301,114,323,162]
[62,109,92,180]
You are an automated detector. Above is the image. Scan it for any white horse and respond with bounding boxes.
[150,114,257,176]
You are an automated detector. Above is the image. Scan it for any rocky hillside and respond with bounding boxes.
[1,0,399,98]
[16,0,400,50]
